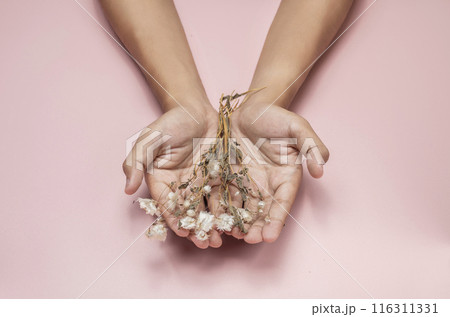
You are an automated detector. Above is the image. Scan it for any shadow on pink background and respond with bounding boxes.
[0,0,449,298]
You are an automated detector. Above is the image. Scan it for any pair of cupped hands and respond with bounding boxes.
[123,99,329,249]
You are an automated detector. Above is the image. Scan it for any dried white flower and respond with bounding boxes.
[215,213,234,231]
[258,201,265,209]
[167,191,178,211]
[264,215,271,223]
[195,230,208,241]
[209,170,219,179]
[203,185,211,194]
[183,200,191,209]
[179,216,196,230]
[208,160,220,179]
[136,198,159,216]
[186,209,196,217]
[168,191,178,201]
[196,211,215,232]
[168,201,176,211]
[146,222,167,241]
[238,208,253,223]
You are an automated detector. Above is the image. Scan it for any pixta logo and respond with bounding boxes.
[125,127,172,175]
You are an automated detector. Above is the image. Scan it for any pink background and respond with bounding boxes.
[1,0,449,298]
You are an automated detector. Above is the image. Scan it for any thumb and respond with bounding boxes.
[122,126,166,194]
[122,162,144,195]
[291,117,330,178]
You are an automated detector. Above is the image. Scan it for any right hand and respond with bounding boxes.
[123,106,224,249]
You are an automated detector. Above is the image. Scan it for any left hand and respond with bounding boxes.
[218,102,330,244]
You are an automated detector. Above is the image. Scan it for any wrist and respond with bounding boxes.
[162,97,217,128]
[161,93,215,117]
[248,68,309,109]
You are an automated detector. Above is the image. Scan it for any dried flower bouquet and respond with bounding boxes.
[136,89,269,242]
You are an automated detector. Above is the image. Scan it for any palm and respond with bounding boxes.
[145,108,213,203]
[223,104,328,243]
[124,107,222,248]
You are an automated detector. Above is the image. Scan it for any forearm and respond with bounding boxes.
[100,0,210,115]
[249,0,353,108]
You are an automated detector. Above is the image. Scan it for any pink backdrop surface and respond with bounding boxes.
[1,0,449,298]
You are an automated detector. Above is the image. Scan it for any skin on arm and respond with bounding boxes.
[249,0,354,107]
[228,0,353,243]
[99,0,210,113]
[100,0,222,248]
